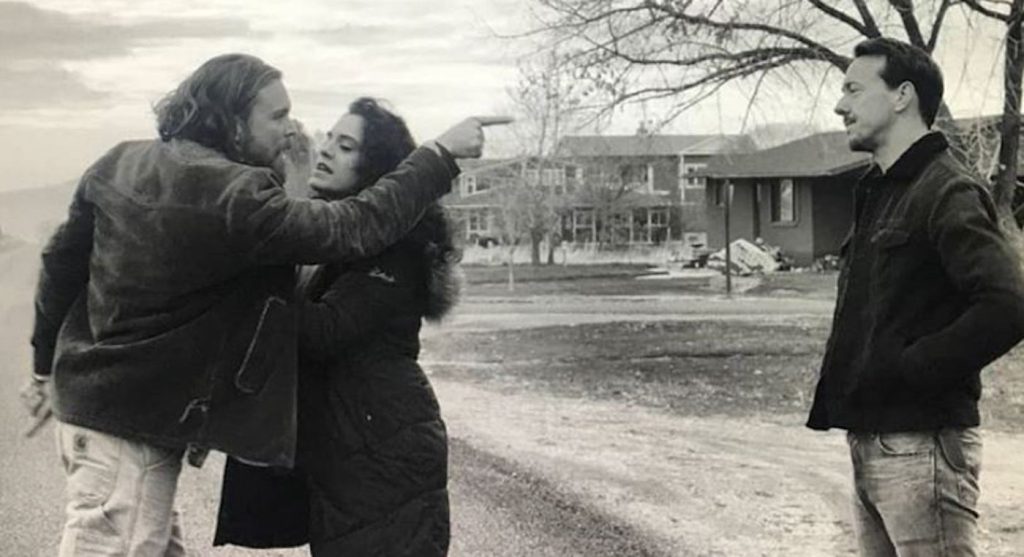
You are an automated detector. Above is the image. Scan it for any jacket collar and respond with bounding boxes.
[864,131,948,182]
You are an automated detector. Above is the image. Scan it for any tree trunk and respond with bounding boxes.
[546,232,559,265]
[530,229,543,266]
[995,1,1024,227]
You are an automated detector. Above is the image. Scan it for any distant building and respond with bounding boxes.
[703,131,869,266]
[442,133,754,248]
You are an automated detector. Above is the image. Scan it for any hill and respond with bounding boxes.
[0,180,76,243]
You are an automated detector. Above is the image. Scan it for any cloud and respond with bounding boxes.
[0,2,260,64]
[0,65,112,110]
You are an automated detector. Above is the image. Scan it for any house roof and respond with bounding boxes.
[558,134,755,158]
[442,187,674,209]
[703,131,871,179]
[442,187,505,208]
[455,158,518,173]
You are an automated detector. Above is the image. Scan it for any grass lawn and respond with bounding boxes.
[463,263,659,284]
[462,264,840,298]
[425,318,1024,431]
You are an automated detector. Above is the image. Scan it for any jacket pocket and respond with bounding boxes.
[235,296,289,395]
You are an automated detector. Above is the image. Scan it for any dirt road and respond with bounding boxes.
[422,294,1024,556]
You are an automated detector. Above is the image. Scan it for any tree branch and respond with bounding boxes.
[928,0,954,51]
[960,0,1012,20]
[888,0,928,48]
[807,0,871,37]
[851,0,883,37]
[586,45,840,70]
[644,1,851,70]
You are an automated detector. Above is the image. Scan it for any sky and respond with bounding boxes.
[0,0,1011,192]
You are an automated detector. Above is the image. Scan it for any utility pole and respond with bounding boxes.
[724,180,732,297]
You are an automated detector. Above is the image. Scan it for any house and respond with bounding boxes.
[703,131,870,266]
[442,158,529,245]
[441,133,754,248]
[556,134,755,246]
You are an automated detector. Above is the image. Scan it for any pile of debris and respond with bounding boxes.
[707,238,790,275]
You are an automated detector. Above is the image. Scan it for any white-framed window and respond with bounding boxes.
[683,163,706,187]
[649,208,669,226]
[460,175,478,195]
[620,163,652,191]
[771,179,796,223]
[542,168,564,186]
[573,209,595,243]
[467,209,490,234]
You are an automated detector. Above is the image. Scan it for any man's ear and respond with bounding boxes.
[894,81,917,115]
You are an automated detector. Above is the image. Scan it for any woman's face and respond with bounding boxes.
[309,113,365,198]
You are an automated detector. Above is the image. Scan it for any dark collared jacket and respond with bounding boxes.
[31,139,457,467]
[807,132,1024,433]
[214,205,458,555]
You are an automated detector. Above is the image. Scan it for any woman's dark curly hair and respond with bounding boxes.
[347,97,416,191]
[153,53,281,162]
[346,98,461,300]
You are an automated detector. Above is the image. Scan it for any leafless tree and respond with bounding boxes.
[499,48,585,273]
[960,0,1023,219]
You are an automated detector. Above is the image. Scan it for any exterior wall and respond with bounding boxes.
[705,178,757,251]
[706,177,817,265]
[678,153,710,231]
[810,173,857,258]
[755,178,815,265]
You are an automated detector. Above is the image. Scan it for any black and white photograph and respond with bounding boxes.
[3,1,1024,555]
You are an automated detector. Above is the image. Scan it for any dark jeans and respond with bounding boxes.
[847,428,982,556]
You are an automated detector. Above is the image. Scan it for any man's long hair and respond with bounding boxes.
[154,53,282,161]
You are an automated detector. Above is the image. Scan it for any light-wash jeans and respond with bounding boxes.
[847,428,982,557]
[56,422,188,557]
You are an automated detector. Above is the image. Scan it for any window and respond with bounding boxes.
[524,168,541,185]
[467,209,489,234]
[771,179,796,223]
[542,168,565,186]
[620,164,652,190]
[713,182,731,207]
[461,175,478,195]
[650,208,668,226]
[573,209,595,243]
[682,163,706,188]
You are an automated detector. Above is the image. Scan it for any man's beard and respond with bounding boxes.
[846,130,877,154]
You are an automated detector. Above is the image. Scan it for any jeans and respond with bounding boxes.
[56,422,188,556]
[847,428,982,557]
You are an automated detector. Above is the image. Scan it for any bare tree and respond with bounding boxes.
[529,0,1023,215]
[960,0,1024,221]
[502,47,586,267]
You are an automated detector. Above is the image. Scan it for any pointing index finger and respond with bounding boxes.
[473,115,515,127]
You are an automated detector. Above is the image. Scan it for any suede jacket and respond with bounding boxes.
[31,139,457,467]
[807,132,1024,433]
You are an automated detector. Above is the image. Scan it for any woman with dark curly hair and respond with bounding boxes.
[214,98,458,557]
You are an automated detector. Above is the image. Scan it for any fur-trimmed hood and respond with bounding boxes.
[402,203,462,321]
[423,250,462,321]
